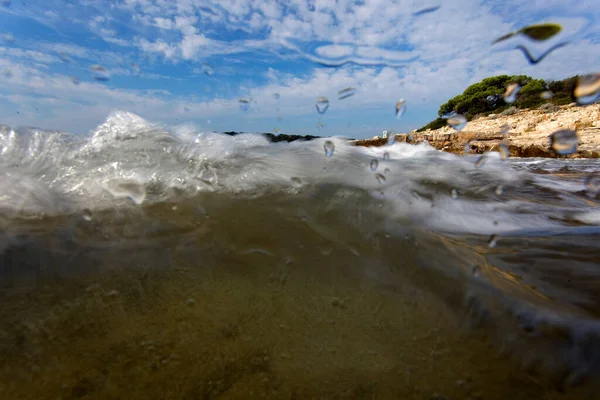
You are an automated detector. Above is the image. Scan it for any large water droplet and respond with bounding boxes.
[488,235,498,248]
[90,64,110,82]
[503,83,520,104]
[493,23,562,44]
[450,188,458,199]
[316,97,330,114]
[447,114,467,131]
[540,90,554,100]
[82,209,93,221]
[338,87,355,100]
[375,173,386,184]
[383,152,390,161]
[387,133,396,146]
[500,124,510,136]
[239,98,249,111]
[498,143,510,160]
[324,140,335,157]
[584,175,600,194]
[549,129,578,155]
[201,62,214,76]
[475,155,486,168]
[395,99,406,119]
[370,159,379,171]
[574,73,600,105]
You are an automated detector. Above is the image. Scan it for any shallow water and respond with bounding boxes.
[1,112,600,399]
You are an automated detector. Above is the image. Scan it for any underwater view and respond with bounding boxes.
[1,1,600,399]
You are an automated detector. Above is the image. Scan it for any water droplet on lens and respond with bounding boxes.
[549,129,578,155]
[475,155,486,168]
[291,177,303,187]
[316,96,330,114]
[387,134,396,146]
[384,168,391,174]
[574,73,600,105]
[383,152,390,161]
[471,266,481,277]
[447,114,467,131]
[3,69,13,79]
[71,76,81,85]
[498,143,509,160]
[463,139,472,153]
[450,188,458,199]
[82,209,93,221]
[500,124,510,136]
[488,235,498,248]
[324,140,335,157]
[540,90,553,100]
[131,63,141,75]
[495,185,504,196]
[2,0,10,7]
[239,98,249,111]
[370,159,379,171]
[503,83,520,104]
[375,173,386,184]
[395,99,406,119]
[90,64,110,81]
[338,87,355,100]
[583,174,600,194]
[273,92,280,100]
[201,62,214,76]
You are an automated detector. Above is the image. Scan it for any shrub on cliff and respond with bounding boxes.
[418,74,577,131]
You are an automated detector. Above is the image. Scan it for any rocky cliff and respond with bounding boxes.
[352,103,600,158]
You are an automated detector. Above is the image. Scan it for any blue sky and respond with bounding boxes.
[0,0,599,139]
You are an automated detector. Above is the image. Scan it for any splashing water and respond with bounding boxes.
[316,97,330,114]
[549,129,579,155]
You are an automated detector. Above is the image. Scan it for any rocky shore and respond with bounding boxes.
[352,103,600,158]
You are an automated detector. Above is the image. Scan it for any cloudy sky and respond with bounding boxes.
[0,0,598,139]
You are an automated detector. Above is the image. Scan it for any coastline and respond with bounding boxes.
[351,103,600,158]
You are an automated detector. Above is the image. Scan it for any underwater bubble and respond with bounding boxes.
[549,129,578,155]
[574,73,600,105]
[447,114,467,131]
[495,185,504,196]
[239,98,249,111]
[500,124,510,136]
[471,266,481,278]
[324,140,335,157]
[89,64,110,81]
[488,235,498,248]
[71,76,81,85]
[475,155,486,168]
[383,152,390,161]
[375,173,386,184]
[584,175,600,194]
[498,143,509,160]
[201,62,214,76]
[493,23,562,44]
[82,209,93,221]
[338,87,355,100]
[450,188,458,199]
[316,96,330,114]
[290,177,303,188]
[370,159,379,171]
[395,99,406,119]
[540,90,554,100]
[273,92,280,100]
[503,83,520,104]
